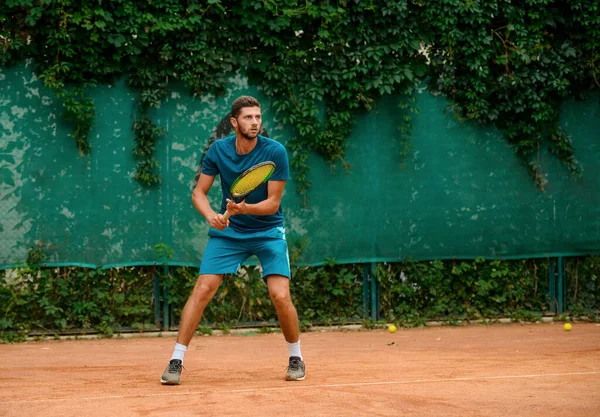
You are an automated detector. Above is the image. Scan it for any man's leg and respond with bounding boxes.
[177,274,223,345]
[161,274,222,385]
[267,275,305,381]
[267,275,299,342]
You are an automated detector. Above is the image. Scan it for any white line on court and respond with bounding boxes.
[2,371,599,404]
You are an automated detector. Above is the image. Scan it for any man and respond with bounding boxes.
[161,96,305,385]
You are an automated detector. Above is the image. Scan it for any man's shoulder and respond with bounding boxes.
[211,135,235,150]
[259,135,287,152]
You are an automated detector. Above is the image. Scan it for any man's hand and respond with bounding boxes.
[208,213,229,230]
[226,198,247,217]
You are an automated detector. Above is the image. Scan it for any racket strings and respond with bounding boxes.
[231,165,274,196]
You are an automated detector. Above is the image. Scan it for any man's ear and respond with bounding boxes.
[230,117,237,129]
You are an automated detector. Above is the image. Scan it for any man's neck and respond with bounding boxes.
[235,136,258,155]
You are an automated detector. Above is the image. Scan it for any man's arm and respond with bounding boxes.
[192,173,228,230]
[225,180,286,217]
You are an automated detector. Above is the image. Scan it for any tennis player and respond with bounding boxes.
[160,96,305,385]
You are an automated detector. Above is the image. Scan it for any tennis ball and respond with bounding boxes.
[563,323,572,332]
[388,325,397,333]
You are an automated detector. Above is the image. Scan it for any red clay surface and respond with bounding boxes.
[1,322,599,417]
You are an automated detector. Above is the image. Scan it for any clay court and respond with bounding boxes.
[1,322,599,417]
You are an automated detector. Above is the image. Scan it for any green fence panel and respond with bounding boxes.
[1,62,599,269]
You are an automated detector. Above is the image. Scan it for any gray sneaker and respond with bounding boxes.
[161,359,183,385]
[285,356,306,381]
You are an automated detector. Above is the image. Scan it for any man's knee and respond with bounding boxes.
[271,289,291,304]
[192,276,220,300]
[266,275,293,307]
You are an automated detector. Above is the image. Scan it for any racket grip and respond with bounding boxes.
[222,210,231,220]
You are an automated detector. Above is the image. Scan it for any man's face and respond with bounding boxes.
[231,106,262,140]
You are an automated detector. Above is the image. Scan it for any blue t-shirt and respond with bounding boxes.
[201,135,290,232]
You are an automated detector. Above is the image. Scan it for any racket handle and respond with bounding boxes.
[222,210,231,220]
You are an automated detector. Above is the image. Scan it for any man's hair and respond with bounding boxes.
[231,96,261,119]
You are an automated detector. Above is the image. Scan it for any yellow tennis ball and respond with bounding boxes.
[563,323,572,332]
[388,325,397,333]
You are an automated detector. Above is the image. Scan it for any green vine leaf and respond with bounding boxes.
[1,1,597,191]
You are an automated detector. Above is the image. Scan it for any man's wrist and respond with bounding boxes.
[204,211,217,221]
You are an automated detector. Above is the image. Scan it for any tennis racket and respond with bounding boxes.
[223,161,276,220]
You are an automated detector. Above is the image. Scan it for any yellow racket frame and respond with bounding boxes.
[223,161,276,220]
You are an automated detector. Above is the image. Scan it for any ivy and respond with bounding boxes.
[245,0,426,196]
[423,0,599,188]
[1,1,598,191]
[2,257,598,342]
[133,117,166,186]
[58,86,95,155]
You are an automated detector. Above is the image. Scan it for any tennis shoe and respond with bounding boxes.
[161,359,183,385]
[285,356,306,381]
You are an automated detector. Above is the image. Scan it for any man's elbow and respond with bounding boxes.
[191,189,203,204]
[269,200,281,215]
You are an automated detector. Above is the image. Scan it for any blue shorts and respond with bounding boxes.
[199,226,290,279]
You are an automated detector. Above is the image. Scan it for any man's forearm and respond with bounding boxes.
[192,192,217,221]
[241,198,280,216]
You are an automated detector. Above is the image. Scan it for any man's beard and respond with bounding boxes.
[240,127,259,141]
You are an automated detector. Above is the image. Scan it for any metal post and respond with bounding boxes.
[153,266,161,328]
[369,263,379,321]
[375,263,381,320]
[549,258,556,314]
[163,264,170,330]
[557,257,565,315]
[362,264,371,319]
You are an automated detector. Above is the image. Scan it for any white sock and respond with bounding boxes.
[171,343,187,363]
[287,340,302,359]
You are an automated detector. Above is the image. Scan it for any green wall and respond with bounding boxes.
[1,62,598,268]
